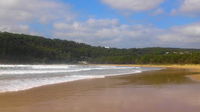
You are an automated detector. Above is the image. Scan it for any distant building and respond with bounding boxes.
[78,61,88,65]
[104,46,110,49]
[165,52,170,54]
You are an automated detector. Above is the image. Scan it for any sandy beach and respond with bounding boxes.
[0,66,200,112]
[1,0,200,111]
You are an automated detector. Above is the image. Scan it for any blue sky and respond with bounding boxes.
[62,0,197,26]
[1,0,200,48]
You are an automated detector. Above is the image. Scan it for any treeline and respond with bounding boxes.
[0,32,200,64]
[93,53,200,64]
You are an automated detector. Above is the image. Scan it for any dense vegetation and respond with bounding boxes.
[0,32,200,64]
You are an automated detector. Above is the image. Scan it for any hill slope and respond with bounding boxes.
[0,32,200,64]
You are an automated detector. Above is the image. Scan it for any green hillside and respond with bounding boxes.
[0,32,200,64]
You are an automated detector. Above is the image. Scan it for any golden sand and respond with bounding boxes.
[135,64,200,81]
[94,64,200,81]
[188,74,200,81]
[0,65,200,112]
[0,68,200,112]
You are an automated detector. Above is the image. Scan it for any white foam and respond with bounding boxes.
[0,64,158,93]
[0,65,139,75]
[0,64,75,69]
[0,71,142,93]
[0,75,106,93]
[0,69,91,75]
[31,65,74,69]
[0,64,28,68]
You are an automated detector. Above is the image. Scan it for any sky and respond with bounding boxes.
[1,0,200,48]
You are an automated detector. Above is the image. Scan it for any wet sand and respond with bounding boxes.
[189,74,200,82]
[0,68,200,112]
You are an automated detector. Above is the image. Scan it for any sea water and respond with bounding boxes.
[0,64,160,93]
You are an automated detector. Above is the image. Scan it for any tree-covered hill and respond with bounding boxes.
[0,32,200,64]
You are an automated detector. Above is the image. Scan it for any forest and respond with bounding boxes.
[0,32,200,64]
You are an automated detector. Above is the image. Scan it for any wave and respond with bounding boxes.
[0,70,142,93]
[0,64,159,93]
[0,65,139,75]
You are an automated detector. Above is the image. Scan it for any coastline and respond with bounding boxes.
[0,66,200,112]
[94,64,200,81]
[0,64,200,94]
[0,65,159,93]
[0,65,200,112]
[134,64,200,82]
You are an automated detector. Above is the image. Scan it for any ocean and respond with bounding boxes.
[0,64,160,93]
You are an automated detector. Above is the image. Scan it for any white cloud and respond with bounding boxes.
[157,23,200,48]
[53,18,200,48]
[173,0,200,15]
[0,24,30,34]
[101,0,164,11]
[53,18,163,48]
[1,0,200,48]
[0,0,74,34]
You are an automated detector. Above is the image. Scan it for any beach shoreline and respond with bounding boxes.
[94,64,200,81]
[1,64,200,94]
[0,64,200,94]
[0,65,160,94]
[0,65,200,112]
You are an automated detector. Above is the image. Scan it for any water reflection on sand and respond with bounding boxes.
[50,84,200,112]
[0,68,200,112]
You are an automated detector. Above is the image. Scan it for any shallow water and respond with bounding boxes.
[0,64,160,92]
[0,68,200,112]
